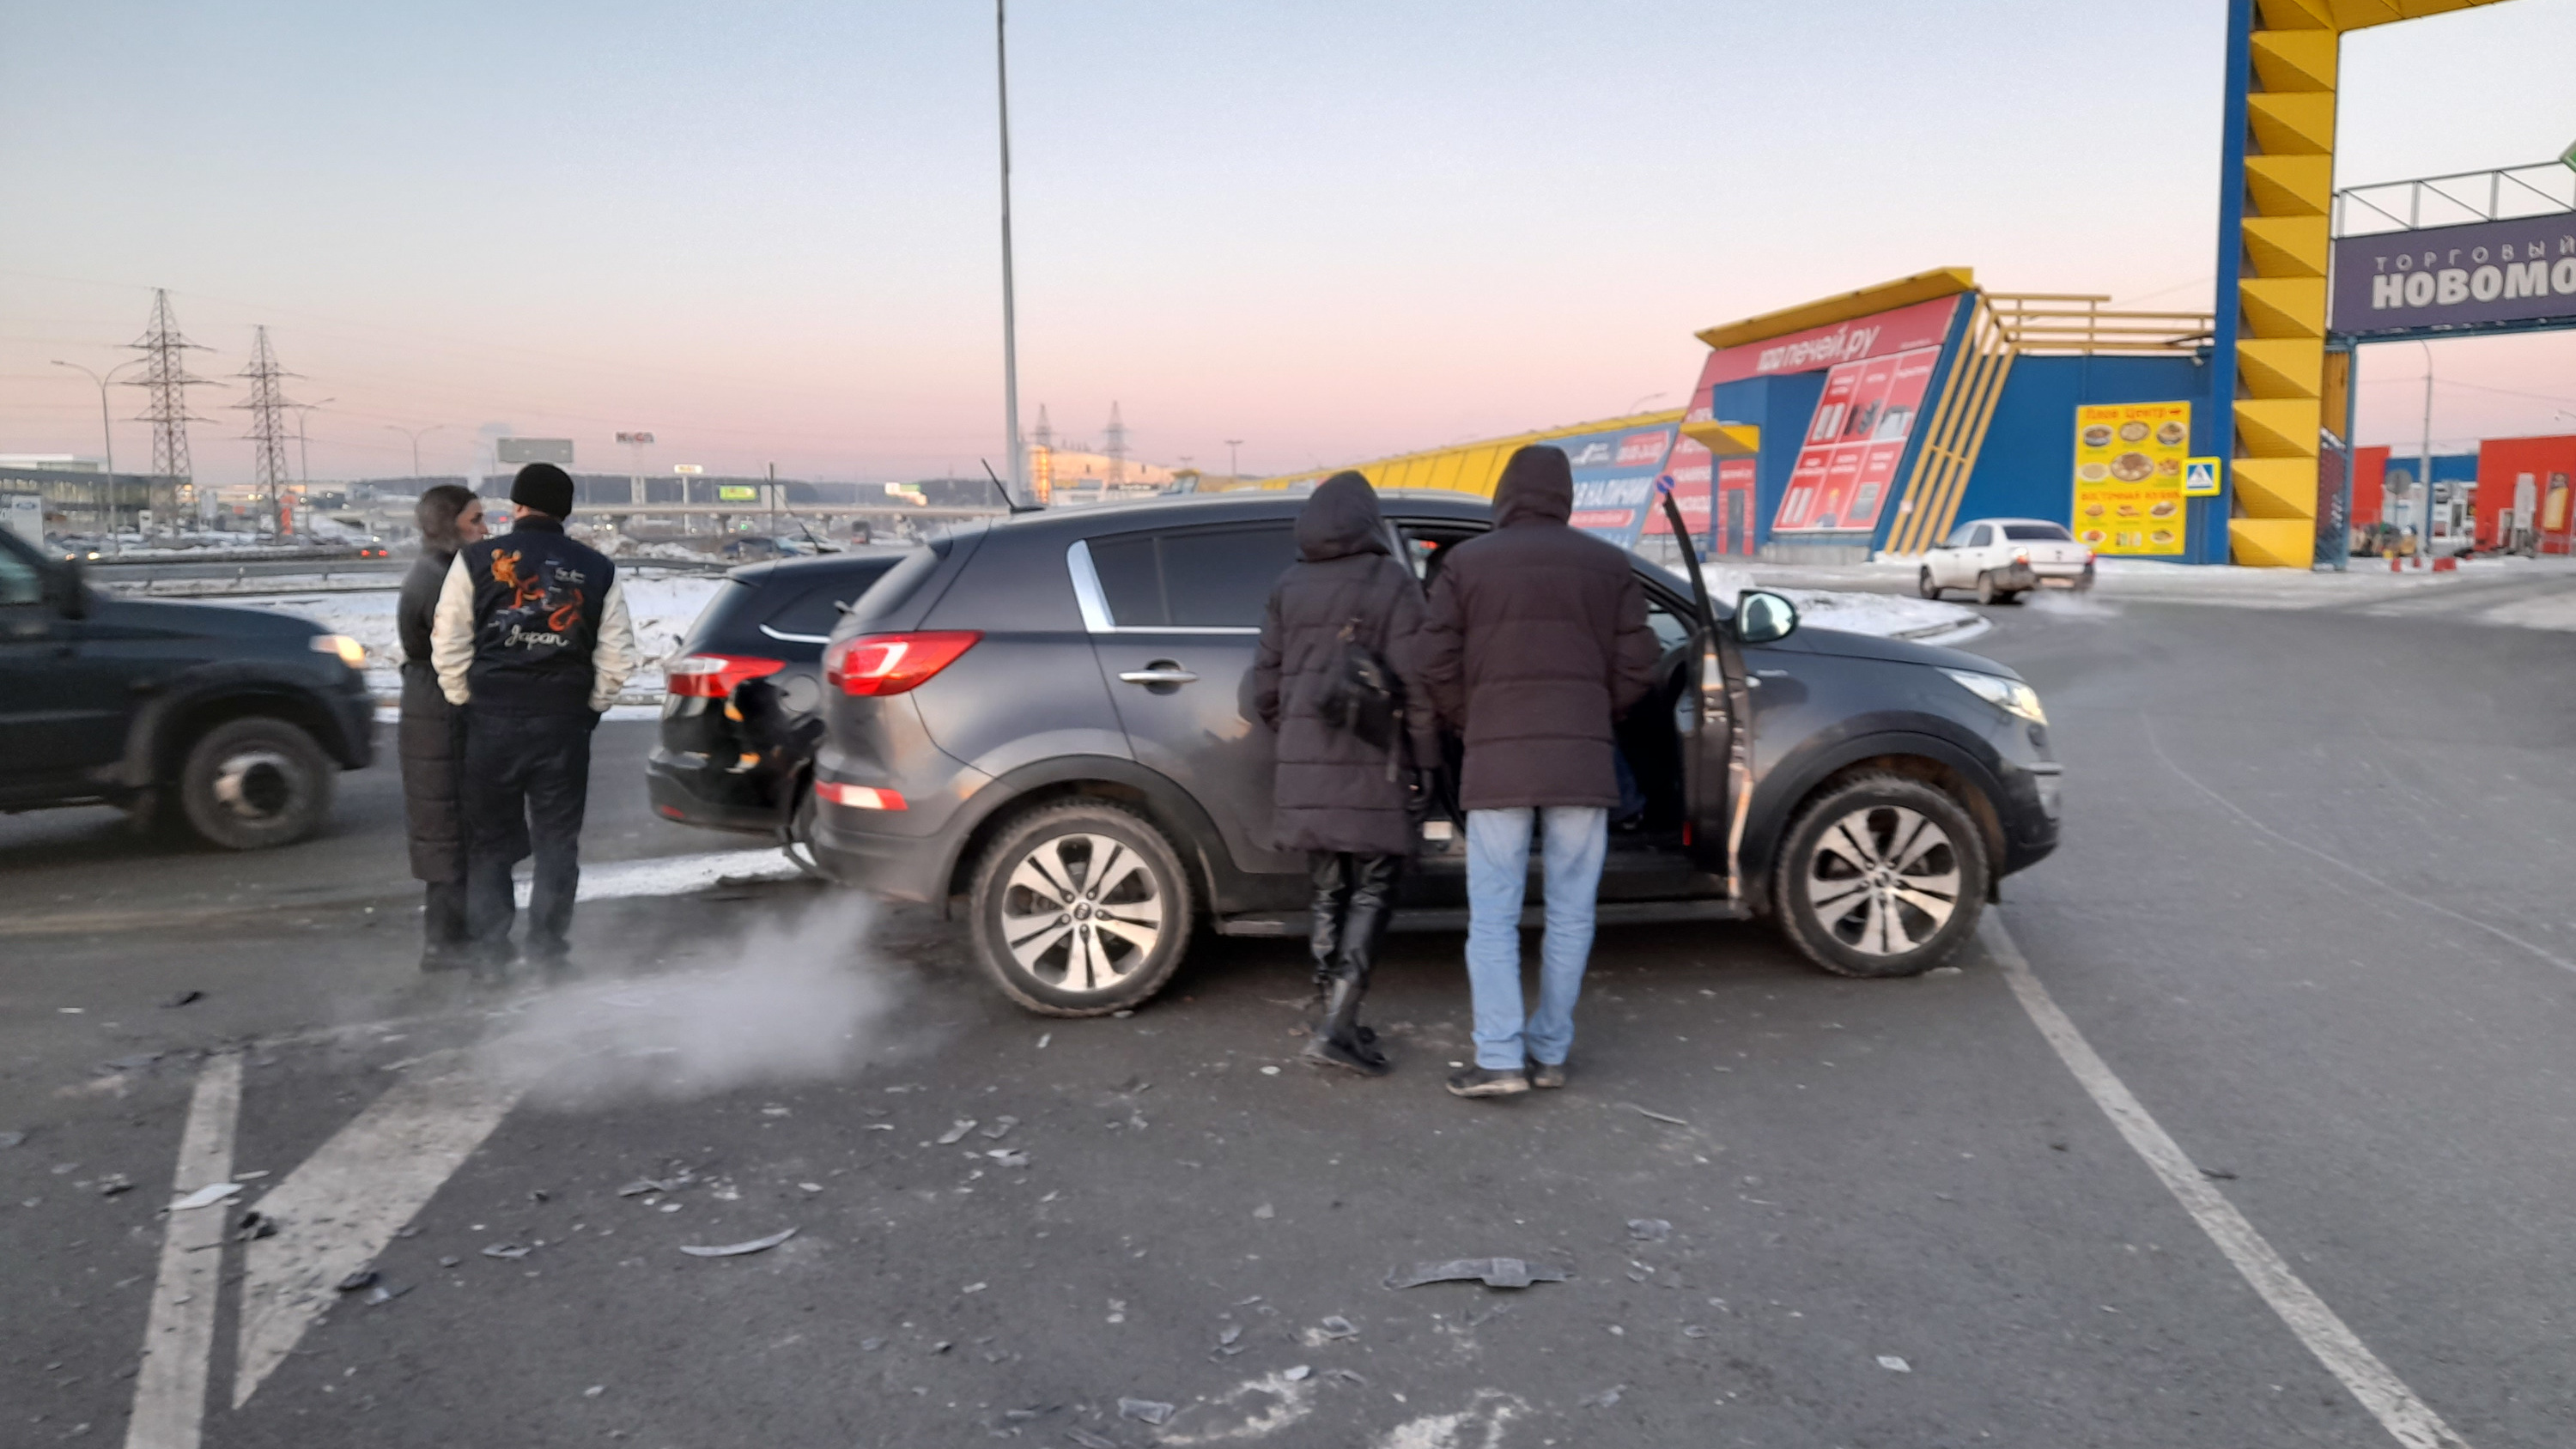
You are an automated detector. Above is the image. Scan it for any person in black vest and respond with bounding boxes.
[397,483,504,970]
[428,464,637,972]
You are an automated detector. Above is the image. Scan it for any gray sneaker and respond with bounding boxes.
[1444,1065,1529,1099]
[1528,1059,1567,1090]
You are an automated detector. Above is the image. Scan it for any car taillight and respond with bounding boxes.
[823,631,981,696]
[816,781,907,810]
[665,653,787,699]
[2012,547,2030,564]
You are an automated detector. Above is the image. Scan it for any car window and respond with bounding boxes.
[2002,523,2072,542]
[1941,524,1975,549]
[1968,524,1993,547]
[1644,597,1690,652]
[1088,525,1297,629]
[0,544,40,606]
[1161,525,1296,627]
[766,563,898,637]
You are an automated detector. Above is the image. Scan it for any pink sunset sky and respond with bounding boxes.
[3,0,2573,486]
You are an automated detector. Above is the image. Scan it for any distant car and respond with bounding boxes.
[0,526,374,848]
[355,541,390,560]
[645,550,907,866]
[1919,518,2093,605]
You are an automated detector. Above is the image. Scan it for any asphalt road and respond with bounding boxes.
[4,586,2572,1448]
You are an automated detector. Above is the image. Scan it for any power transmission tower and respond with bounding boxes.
[1031,404,1054,452]
[1103,402,1127,488]
[231,327,300,535]
[123,288,219,529]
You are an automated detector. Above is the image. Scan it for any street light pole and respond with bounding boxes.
[291,398,334,485]
[52,358,142,551]
[385,423,447,479]
[2416,340,2434,566]
[1225,439,1243,482]
[995,0,1026,506]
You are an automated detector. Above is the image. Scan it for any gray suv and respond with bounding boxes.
[810,492,2060,1016]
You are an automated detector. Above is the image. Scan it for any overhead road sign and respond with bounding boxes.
[495,438,574,466]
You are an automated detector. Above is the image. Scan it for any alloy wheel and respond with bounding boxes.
[995,832,1167,993]
[1801,804,1961,957]
[211,749,297,822]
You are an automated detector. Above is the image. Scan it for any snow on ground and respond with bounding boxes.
[228,573,726,704]
[213,567,1983,705]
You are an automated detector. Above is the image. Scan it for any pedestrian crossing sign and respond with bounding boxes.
[2183,457,2222,497]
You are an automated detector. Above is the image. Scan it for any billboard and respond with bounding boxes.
[1771,343,1940,535]
[2070,403,2190,555]
[1558,422,1677,548]
[2330,215,2576,338]
[1694,294,1962,390]
[495,438,574,466]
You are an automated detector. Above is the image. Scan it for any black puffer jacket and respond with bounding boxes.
[398,549,523,879]
[1416,446,1657,812]
[1252,473,1439,856]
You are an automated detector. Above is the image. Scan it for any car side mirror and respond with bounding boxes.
[1735,589,1796,645]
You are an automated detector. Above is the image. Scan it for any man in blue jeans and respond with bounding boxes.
[1415,445,1657,1097]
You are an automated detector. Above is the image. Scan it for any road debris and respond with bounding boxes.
[679,1227,797,1258]
[1617,1102,1690,1127]
[937,1119,978,1145]
[1252,1203,1274,1220]
[334,1269,379,1292]
[1218,1325,1242,1347]
[987,1149,1030,1168]
[1065,1428,1119,1449]
[168,1182,241,1211]
[1282,1366,1312,1383]
[618,1170,695,1197]
[2200,1167,2239,1181]
[361,1283,412,1307]
[1036,1033,1051,1050]
[481,1243,532,1260]
[1580,1385,1625,1409]
[1683,1325,1710,1339]
[1626,1218,1672,1242]
[438,1256,461,1268]
[1317,1315,1358,1339]
[161,991,204,1009]
[96,1175,133,1197]
[1117,1397,1175,1425]
[233,1211,277,1242]
[1877,1355,1911,1373]
[1330,1367,1368,1385]
[1385,1258,1571,1290]
[981,1116,1018,1139]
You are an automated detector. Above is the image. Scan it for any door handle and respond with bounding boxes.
[1118,665,1200,686]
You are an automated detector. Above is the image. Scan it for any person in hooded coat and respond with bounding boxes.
[1414,445,1658,1098]
[1252,472,1440,1075]
[398,484,501,969]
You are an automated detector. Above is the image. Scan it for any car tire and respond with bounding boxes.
[177,716,335,851]
[1917,567,1941,600]
[781,779,828,879]
[1774,773,1988,979]
[1973,571,2002,606]
[969,799,1194,1017]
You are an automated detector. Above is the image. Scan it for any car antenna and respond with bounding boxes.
[980,458,1042,515]
[789,512,839,554]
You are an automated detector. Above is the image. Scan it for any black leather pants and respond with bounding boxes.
[1308,852,1403,990]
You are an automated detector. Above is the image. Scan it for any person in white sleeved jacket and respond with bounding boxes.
[428,463,636,972]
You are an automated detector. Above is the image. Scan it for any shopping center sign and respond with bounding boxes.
[2330,214,2576,339]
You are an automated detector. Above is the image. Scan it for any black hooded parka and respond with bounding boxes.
[1251,473,1440,857]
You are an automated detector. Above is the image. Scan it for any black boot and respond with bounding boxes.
[1303,978,1389,1076]
[1305,852,1351,1012]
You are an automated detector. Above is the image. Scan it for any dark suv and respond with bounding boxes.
[0,528,375,848]
[647,550,906,864]
[806,492,2062,1015]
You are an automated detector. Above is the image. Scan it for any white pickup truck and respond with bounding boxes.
[1917,518,2095,605]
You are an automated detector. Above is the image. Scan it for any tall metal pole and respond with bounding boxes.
[996,0,1026,505]
[2417,340,2434,566]
[1225,439,1243,482]
[292,398,333,485]
[52,360,138,549]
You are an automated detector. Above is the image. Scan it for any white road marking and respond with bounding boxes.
[122,1052,242,1449]
[513,846,806,908]
[1984,914,2470,1449]
[2142,714,2575,977]
[232,1064,526,1408]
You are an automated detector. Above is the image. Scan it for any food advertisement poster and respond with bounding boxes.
[2071,403,2190,555]
[1770,343,1939,535]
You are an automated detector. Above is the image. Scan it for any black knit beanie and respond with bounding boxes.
[510,463,575,518]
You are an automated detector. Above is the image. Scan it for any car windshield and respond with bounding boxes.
[2003,523,2073,542]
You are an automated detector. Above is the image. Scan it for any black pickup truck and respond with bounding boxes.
[0,528,375,848]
